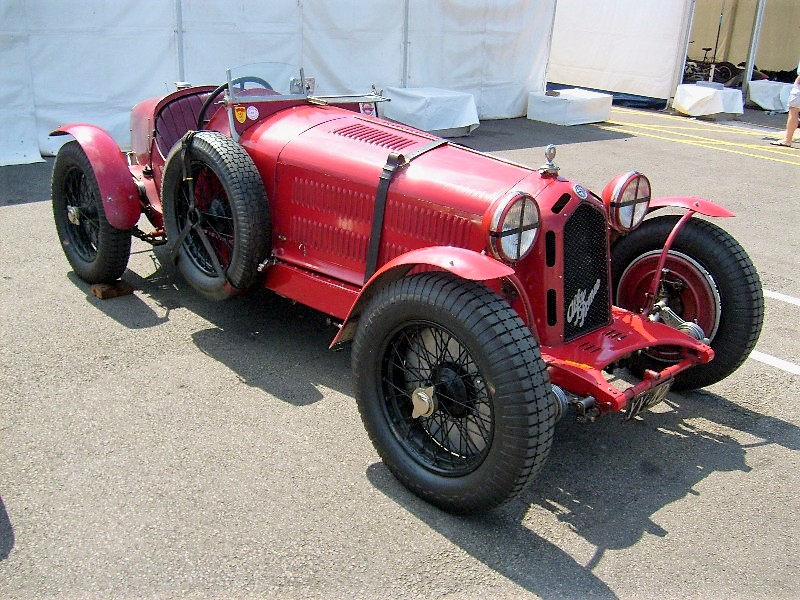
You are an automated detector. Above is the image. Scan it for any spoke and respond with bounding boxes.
[382,374,413,403]
[194,224,226,279]
[170,222,193,264]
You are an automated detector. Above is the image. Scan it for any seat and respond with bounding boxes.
[153,89,214,157]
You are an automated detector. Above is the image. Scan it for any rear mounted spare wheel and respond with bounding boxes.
[51,141,132,284]
[162,131,270,301]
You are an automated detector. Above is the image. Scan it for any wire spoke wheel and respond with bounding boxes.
[353,272,554,514]
[62,167,101,262]
[382,322,493,476]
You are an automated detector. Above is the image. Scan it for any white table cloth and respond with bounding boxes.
[382,87,479,137]
[747,80,792,112]
[526,88,613,126]
[673,84,744,116]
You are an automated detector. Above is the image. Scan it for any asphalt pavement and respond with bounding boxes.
[1,106,798,599]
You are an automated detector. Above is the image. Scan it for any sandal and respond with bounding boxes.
[769,140,793,147]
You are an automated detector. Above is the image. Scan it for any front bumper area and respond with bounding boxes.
[541,307,714,413]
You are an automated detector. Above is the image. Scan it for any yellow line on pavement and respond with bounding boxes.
[596,123,800,166]
[605,120,789,150]
[615,121,776,137]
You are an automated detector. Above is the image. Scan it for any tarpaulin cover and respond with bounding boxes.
[0,0,556,165]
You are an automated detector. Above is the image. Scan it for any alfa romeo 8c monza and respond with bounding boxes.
[51,64,763,513]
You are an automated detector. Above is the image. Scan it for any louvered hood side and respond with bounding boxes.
[250,106,534,285]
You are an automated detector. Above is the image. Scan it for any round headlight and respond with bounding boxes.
[602,171,651,233]
[489,193,540,263]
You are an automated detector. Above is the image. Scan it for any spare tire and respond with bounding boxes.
[162,131,270,301]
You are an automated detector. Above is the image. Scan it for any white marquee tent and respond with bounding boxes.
[0,0,558,166]
[2,0,795,167]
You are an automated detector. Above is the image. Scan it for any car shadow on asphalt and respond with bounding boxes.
[455,117,632,154]
[367,386,799,597]
[68,248,800,593]
[75,247,350,406]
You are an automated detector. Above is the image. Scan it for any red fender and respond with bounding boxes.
[51,124,141,230]
[329,246,514,348]
[649,196,734,218]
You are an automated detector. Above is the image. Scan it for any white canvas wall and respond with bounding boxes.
[547,0,694,100]
[0,0,556,165]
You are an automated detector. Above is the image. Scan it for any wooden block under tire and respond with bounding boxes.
[89,280,135,299]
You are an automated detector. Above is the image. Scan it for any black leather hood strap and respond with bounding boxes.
[364,139,448,283]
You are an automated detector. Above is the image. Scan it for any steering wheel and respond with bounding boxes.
[196,76,274,131]
[229,76,273,92]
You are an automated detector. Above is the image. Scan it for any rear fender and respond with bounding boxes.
[648,196,735,218]
[51,124,141,230]
[329,246,514,348]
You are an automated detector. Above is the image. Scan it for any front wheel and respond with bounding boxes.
[352,272,555,514]
[612,215,763,390]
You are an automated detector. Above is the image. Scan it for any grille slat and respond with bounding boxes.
[562,203,612,341]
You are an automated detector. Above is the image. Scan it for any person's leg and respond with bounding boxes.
[771,107,799,146]
[784,106,800,145]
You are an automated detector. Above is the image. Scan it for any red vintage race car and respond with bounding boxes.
[51,63,763,513]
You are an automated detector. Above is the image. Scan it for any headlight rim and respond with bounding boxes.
[604,171,651,233]
[488,191,540,264]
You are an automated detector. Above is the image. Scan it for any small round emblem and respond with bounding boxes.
[573,184,588,200]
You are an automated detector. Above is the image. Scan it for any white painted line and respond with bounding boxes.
[764,289,800,307]
[750,351,800,376]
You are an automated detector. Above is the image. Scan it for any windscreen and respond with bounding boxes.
[226,63,307,101]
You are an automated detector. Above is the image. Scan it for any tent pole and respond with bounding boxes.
[175,0,186,82]
[401,0,410,87]
[741,0,766,100]
[670,0,697,109]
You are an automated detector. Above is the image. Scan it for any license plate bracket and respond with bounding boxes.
[624,379,673,420]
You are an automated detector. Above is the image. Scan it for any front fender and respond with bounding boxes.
[51,124,141,230]
[330,246,514,348]
[648,196,735,218]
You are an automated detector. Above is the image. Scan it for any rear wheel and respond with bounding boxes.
[352,272,555,514]
[162,131,270,301]
[51,141,132,283]
[612,215,763,390]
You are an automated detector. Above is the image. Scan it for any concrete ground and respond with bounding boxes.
[1,105,798,599]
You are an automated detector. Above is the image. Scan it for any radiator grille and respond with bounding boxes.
[562,203,611,341]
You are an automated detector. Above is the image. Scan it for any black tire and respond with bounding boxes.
[612,215,763,390]
[713,61,738,84]
[352,272,555,514]
[51,141,132,283]
[162,131,270,301]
